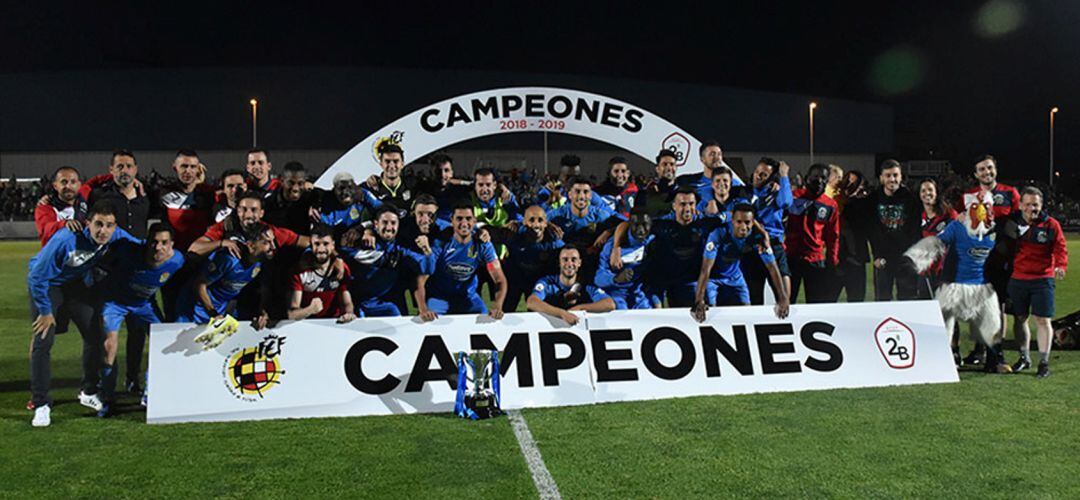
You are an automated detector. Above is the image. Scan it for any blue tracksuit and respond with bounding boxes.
[345,240,429,317]
[27,227,138,316]
[595,233,655,309]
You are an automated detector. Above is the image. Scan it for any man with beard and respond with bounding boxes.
[189,193,307,257]
[416,203,507,321]
[95,223,184,416]
[84,149,151,239]
[345,206,431,317]
[288,224,357,322]
[692,204,789,320]
[640,149,680,216]
[264,161,320,236]
[487,205,566,313]
[852,159,921,301]
[595,156,639,218]
[35,166,87,246]
[363,144,415,216]
[675,140,743,201]
[469,167,520,228]
[785,164,840,304]
[537,155,605,211]
[637,186,722,307]
[419,154,471,221]
[27,203,138,426]
[743,157,793,305]
[211,169,248,223]
[546,177,625,282]
[962,155,1021,366]
[245,149,279,194]
[319,172,383,240]
[394,194,451,253]
[527,246,615,325]
[596,209,655,309]
[175,222,278,329]
[697,166,749,223]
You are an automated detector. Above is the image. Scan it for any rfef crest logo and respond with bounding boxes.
[223,334,287,401]
[661,132,690,167]
[874,318,915,369]
[371,130,405,162]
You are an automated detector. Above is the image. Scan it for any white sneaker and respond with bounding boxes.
[32,405,51,427]
[78,391,103,411]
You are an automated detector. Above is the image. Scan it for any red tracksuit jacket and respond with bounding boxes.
[1012,213,1068,280]
[785,188,840,266]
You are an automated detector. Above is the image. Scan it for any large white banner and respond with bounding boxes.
[315,87,702,188]
[148,301,957,424]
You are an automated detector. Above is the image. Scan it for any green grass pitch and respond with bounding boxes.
[1,238,1078,498]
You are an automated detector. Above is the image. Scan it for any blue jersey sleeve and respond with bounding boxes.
[758,246,777,265]
[27,229,75,315]
[587,285,611,303]
[110,227,141,245]
[703,228,723,261]
[530,278,550,301]
[479,241,498,264]
[776,176,793,209]
[937,220,960,246]
[359,188,383,210]
[203,251,234,284]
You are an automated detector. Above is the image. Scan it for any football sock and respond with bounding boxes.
[1039,351,1049,364]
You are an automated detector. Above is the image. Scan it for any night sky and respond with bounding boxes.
[2,1,1076,184]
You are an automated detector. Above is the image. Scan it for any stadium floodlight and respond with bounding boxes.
[250,99,259,148]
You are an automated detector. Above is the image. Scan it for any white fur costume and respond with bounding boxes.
[904,192,1000,347]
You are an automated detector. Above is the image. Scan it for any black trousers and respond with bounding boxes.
[29,283,102,406]
[790,260,835,304]
[123,316,151,385]
[836,261,867,302]
[873,258,918,301]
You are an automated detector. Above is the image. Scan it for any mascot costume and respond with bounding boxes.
[904,191,1012,373]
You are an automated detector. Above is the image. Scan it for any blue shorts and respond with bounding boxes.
[608,285,652,310]
[102,301,159,333]
[426,292,487,315]
[708,280,751,306]
[358,297,398,317]
[1008,278,1055,318]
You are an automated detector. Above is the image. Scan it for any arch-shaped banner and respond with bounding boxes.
[316,87,702,188]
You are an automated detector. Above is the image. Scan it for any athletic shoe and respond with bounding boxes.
[126,379,143,396]
[194,315,240,348]
[963,350,985,366]
[78,391,103,412]
[1036,363,1050,379]
[1012,358,1031,373]
[32,405,51,427]
[993,363,1014,374]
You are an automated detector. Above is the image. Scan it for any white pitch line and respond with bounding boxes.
[508,410,562,500]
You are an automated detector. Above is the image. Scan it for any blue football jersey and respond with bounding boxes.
[428,237,498,297]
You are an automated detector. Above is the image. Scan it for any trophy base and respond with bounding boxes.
[464,393,502,419]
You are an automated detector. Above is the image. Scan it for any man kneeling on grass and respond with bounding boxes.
[527,246,615,325]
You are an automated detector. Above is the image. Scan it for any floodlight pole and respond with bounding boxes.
[809,101,817,165]
[1049,106,1058,188]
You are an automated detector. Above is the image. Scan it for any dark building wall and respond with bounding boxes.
[0,66,892,154]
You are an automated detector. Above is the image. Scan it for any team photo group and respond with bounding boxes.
[26,141,1068,427]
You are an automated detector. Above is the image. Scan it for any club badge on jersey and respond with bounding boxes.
[454,350,502,420]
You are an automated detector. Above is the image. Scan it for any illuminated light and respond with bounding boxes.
[867,46,926,96]
[974,0,1025,38]
[810,102,817,109]
[250,99,258,106]
[1051,107,1059,113]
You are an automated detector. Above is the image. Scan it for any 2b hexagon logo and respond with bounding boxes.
[874,318,915,369]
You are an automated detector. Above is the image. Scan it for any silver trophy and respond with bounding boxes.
[458,349,501,419]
